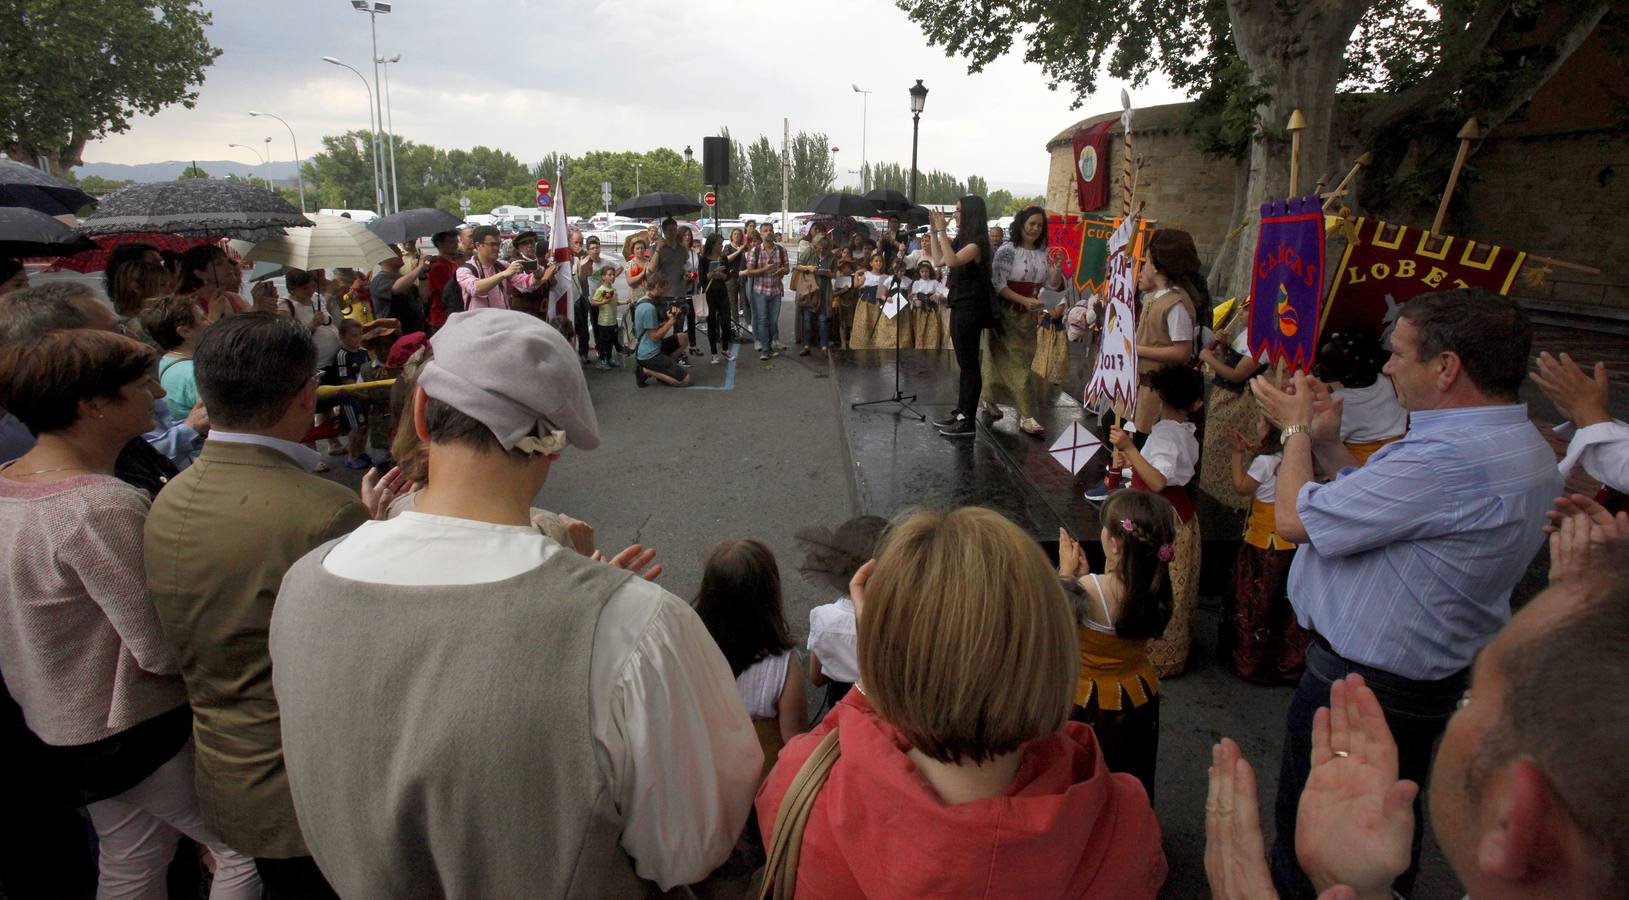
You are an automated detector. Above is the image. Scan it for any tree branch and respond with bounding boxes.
[1471,0,1614,138]
[1358,0,1513,135]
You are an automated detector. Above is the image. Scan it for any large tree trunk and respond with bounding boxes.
[1213,0,1370,301]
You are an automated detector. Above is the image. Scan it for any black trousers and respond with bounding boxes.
[572,297,592,356]
[254,855,340,900]
[704,289,732,354]
[593,324,619,359]
[949,306,986,416]
[1072,692,1160,805]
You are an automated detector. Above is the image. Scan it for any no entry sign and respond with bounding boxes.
[536,178,551,193]
[703,191,717,207]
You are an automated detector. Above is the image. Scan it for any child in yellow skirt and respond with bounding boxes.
[909,259,948,350]
[1223,414,1308,685]
[848,253,882,350]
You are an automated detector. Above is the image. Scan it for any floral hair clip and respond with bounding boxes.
[1157,543,1175,562]
[1119,518,1135,533]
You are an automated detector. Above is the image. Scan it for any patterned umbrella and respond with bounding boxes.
[367,207,464,244]
[243,214,396,271]
[43,232,217,273]
[0,159,96,215]
[0,206,97,258]
[76,179,310,241]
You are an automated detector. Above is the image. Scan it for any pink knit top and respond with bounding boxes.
[0,471,186,746]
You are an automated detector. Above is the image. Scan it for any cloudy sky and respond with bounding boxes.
[84,0,1189,193]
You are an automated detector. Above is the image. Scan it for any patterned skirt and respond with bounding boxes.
[1198,383,1257,513]
[979,304,1041,417]
[872,304,913,350]
[913,304,947,349]
[1147,512,1202,677]
[849,302,881,350]
[1223,543,1308,685]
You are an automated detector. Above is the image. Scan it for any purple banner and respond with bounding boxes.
[1247,194,1325,372]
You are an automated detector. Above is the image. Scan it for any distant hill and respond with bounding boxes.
[75,159,307,183]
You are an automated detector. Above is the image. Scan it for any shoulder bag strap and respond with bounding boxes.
[758,727,841,900]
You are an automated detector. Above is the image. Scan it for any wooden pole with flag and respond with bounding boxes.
[1432,117,1480,235]
[1120,89,1134,218]
[1322,152,1373,212]
[1286,109,1307,197]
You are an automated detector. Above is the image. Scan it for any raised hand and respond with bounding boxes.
[1057,528,1089,579]
[1546,493,1629,582]
[359,465,417,521]
[848,558,877,620]
[1531,352,1611,427]
[1204,738,1277,900]
[554,513,596,558]
[591,543,662,582]
[1296,674,1416,898]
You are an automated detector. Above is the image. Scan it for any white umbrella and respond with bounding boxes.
[243,214,396,271]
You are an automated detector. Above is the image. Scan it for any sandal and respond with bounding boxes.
[980,400,1004,420]
[1019,417,1045,436]
[313,462,332,474]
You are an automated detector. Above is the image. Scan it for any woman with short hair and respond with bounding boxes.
[0,329,260,899]
[756,506,1166,897]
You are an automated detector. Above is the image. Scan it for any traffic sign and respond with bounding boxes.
[459,196,470,211]
[601,180,612,204]
[538,193,553,207]
[703,191,717,207]
[536,178,550,193]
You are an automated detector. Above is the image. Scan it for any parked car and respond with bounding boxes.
[586,221,654,252]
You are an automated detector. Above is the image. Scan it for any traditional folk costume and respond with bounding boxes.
[848,271,883,350]
[980,243,1058,421]
[1068,574,1162,802]
[1335,379,1408,465]
[869,272,912,350]
[1198,328,1259,517]
[1127,419,1202,677]
[832,274,858,348]
[1225,451,1309,685]
[910,277,949,350]
[1132,286,1199,433]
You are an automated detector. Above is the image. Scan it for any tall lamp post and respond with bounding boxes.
[908,79,928,205]
[683,144,694,211]
[322,56,382,213]
[250,110,306,212]
[349,0,393,213]
[377,52,401,214]
[852,84,871,191]
[264,136,274,192]
[634,162,642,195]
[227,143,266,187]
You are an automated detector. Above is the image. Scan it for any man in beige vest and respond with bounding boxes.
[270,309,761,897]
[145,313,367,897]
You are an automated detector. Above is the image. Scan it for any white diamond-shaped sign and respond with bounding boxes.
[1049,422,1103,475]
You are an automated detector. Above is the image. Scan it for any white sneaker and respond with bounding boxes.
[723,351,737,361]
[710,355,720,365]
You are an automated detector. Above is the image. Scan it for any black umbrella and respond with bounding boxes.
[862,188,912,212]
[890,205,932,228]
[0,206,98,258]
[0,159,96,216]
[804,192,879,217]
[616,191,701,218]
[367,207,464,244]
[76,179,310,241]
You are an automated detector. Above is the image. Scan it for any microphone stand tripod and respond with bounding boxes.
[851,276,925,421]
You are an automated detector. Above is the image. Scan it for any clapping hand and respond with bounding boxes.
[591,544,663,582]
[360,465,418,521]
[1204,738,1279,900]
[1057,528,1089,579]
[848,558,877,620]
[1546,492,1629,582]
[1252,372,1343,443]
[1531,352,1612,427]
[555,513,596,558]
[1223,428,1256,455]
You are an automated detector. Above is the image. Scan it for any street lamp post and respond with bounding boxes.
[227,143,266,186]
[852,84,871,191]
[250,110,306,212]
[634,162,642,196]
[322,56,382,213]
[350,0,393,213]
[377,53,401,214]
[264,136,274,192]
[683,144,694,209]
[908,79,929,206]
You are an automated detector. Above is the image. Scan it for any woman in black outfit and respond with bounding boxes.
[699,234,735,363]
[927,195,994,438]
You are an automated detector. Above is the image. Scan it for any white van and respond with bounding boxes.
[490,205,546,224]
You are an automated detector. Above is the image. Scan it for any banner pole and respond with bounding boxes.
[1432,117,1481,235]
[1286,109,1307,197]
[1322,153,1372,212]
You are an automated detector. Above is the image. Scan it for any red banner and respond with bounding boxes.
[1073,120,1114,212]
[1322,217,1527,337]
[1046,214,1082,286]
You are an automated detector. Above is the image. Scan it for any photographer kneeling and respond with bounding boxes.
[633,271,689,388]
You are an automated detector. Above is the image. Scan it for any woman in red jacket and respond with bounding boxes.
[756,506,1167,898]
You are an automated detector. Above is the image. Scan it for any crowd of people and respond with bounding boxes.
[0,186,1626,899]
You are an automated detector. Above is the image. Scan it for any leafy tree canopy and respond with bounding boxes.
[0,0,220,175]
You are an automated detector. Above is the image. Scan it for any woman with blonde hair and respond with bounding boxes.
[756,506,1166,897]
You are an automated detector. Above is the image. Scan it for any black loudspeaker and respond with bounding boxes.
[702,136,730,186]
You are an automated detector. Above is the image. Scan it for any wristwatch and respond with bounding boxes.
[1281,423,1312,442]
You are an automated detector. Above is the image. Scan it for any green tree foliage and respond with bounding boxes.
[178,164,209,180]
[76,174,136,195]
[745,136,783,213]
[788,132,836,209]
[0,0,220,175]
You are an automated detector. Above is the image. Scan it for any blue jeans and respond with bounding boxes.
[1269,635,1467,899]
[750,287,781,352]
[801,305,831,348]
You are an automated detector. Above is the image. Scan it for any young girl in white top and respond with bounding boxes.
[1316,329,1407,464]
[1224,414,1309,685]
[847,252,883,350]
[910,259,949,350]
[693,539,806,783]
[796,514,888,724]
[1108,364,1204,677]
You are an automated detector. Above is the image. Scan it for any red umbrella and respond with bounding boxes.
[41,232,219,273]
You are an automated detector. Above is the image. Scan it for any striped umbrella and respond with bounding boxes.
[244,214,397,271]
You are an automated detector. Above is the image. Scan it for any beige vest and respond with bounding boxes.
[1133,286,1197,431]
[271,542,651,898]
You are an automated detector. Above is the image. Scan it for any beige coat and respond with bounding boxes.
[1133,286,1198,432]
[144,439,367,858]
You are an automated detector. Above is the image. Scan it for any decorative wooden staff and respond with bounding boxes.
[1119,88,1134,218]
[1322,152,1373,211]
[1432,117,1480,235]
[1286,109,1307,197]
